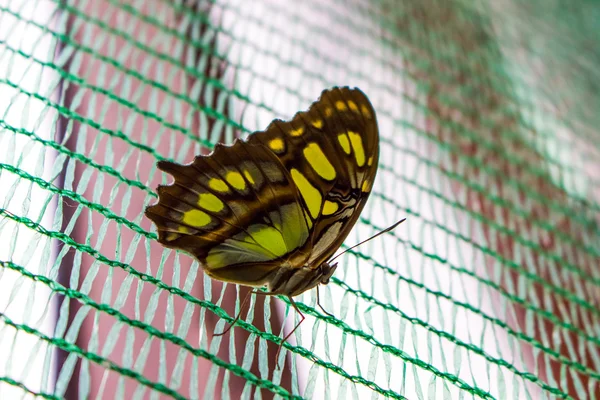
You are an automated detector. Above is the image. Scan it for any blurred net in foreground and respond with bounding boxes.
[0,0,598,399]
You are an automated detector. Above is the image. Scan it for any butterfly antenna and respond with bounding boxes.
[329,218,406,264]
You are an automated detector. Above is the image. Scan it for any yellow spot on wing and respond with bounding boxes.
[312,119,323,129]
[323,200,339,215]
[289,127,304,137]
[304,209,313,228]
[271,203,309,251]
[226,171,246,190]
[325,107,333,117]
[361,179,372,192]
[268,138,285,152]
[183,209,211,227]
[335,101,347,111]
[361,104,372,119]
[209,178,229,192]
[348,100,359,112]
[337,133,351,154]
[206,224,288,268]
[291,168,322,219]
[205,252,224,269]
[367,156,374,166]
[247,225,287,257]
[198,193,224,212]
[303,142,336,181]
[243,169,255,184]
[165,233,179,241]
[348,131,365,166]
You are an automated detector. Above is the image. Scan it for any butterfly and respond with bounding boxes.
[145,87,404,358]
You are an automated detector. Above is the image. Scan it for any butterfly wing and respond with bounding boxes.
[145,139,313,286]
[247,87,379,267]
[145,87,379,287]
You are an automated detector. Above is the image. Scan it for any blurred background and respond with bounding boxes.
[0,0,598,398]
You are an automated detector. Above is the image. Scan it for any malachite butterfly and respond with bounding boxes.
[145,87,404,356]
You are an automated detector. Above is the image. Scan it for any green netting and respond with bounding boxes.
[1,0,599,398]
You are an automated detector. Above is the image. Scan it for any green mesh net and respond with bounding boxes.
[1,0,599,398]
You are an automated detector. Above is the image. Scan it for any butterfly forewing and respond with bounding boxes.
[145,86,379,292]
[247,87,379,266]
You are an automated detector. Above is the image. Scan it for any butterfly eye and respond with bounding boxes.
[320,262,338,285]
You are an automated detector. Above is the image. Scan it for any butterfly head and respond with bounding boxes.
[317,261,338,285]
[270,260,339,297]
[293,261,338,295]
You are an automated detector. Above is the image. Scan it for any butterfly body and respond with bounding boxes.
[146,87,379,298]
[258,261,338,297]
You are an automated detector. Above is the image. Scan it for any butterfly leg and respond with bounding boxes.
[214,289,258,337]
[316,286,335,318]
[274,296,305,367]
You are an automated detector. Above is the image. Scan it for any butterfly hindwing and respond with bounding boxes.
[145,139,313,285]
